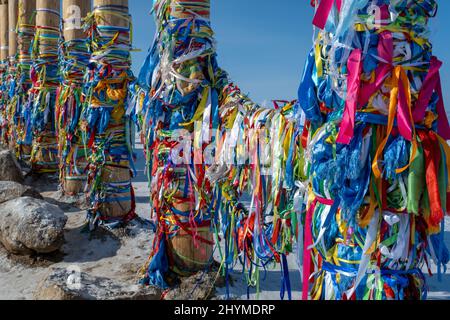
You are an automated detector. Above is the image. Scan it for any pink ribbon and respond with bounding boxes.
[336,49,363,144]
[359,31,394,107]
[338,28,450,144]
[302,196,334,300]
[436,74,450,140]
[338,31,393,145]
[414,57,442,123]
[413,57,450,140]
[312,0,342,30]
[358,5,392,106]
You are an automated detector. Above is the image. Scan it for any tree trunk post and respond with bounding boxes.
[15,0,36,162]
[30,0,61,173]
[0,0,9,147]
[57,0,91,195]
[82,0,136,229]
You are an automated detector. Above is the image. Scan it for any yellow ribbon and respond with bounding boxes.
[372,66,417,178]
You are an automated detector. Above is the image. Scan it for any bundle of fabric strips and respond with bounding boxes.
[12,9,36,162]
[80,3,137,230]
[29,8,61,173]
[132,0,305,299]
[4,42,19,152]
[56,21,91,195]
[0,58,8,147]
[297,0,450,300]
[207,92,307,299]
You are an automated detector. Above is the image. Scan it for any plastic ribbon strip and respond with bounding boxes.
[298,0,449,300]
[80,4,137,230]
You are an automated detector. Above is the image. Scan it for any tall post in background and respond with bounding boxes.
[0,1,7,61]
[5,0,18,151]
[0,0,8,71]
[57,0,91,195]
[30,0,61,173]
[0,0,9,147]
[81,0,136,229]
[8,0,17,62]
[15,0,36,163]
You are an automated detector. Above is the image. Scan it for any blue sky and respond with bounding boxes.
[130,0,450,108]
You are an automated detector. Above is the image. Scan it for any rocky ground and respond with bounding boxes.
[0,141,227,300]
[0,141,160,300]
[0,141,449,300]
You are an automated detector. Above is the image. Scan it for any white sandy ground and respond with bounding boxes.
[0,140,449,300]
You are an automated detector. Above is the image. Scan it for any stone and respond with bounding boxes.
[34,268,162,300]
[0,181,43,204]
[0,197,67,255]
[0,150,24,183]
[163,270,221,300]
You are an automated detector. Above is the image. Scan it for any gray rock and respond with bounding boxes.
[52,189,90,210]
[34,268,162,300]
[0,181,43,204]
[0,197,67,255]
[0,150,24,183]
[164,270,221,300]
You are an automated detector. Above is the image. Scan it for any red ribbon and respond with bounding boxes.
[418,130,444,227]
[397,68,413,141]
[302,196,334,300]
[336,49,363,144]
[413,57,450,140]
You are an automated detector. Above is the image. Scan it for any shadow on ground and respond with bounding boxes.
[62,226,122,264]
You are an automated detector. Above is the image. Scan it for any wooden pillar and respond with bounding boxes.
[18,0,36,68]
[0,0,8,62]
[63,0,90,41]
[15,0,36,161]
[0,1,9,147]
[94,0,129,28]
[36,0,60,27]
[58,0,91,194]
[31,0,61,173]
[5,0,17,150]
[85,0,134,223]
[135,0,214,281]
[8,0,17,62]
[166,0,214,276]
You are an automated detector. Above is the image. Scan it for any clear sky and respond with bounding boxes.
[130,0,450,109]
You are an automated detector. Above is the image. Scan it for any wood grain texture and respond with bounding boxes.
[62,0,91,41]
[8,0,17,58]
[0,1,9,61]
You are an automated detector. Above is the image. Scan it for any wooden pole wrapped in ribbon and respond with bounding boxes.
[30,0,61,173]
[8,0,17,61]
[134,0,217,288]
[0,0,9,147]
[57,0,91,195]
[0,1,7,62]
[15,0,36,163]
[80,0,136,230]
[5,0,18,152]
